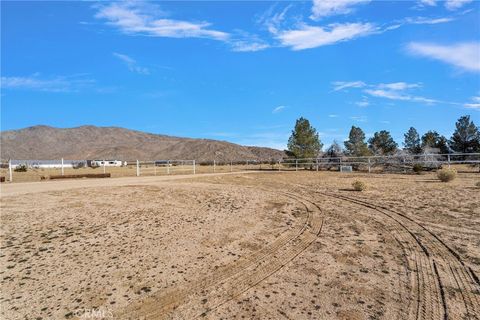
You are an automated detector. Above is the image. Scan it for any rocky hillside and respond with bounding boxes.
[0,125,285,162]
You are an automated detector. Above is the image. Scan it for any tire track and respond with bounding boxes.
[312,190,480,320]
[114,190,324,319]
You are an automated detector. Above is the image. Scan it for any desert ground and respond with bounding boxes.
[1,171,479,320]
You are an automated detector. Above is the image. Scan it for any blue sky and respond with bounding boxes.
[1,0,479,150]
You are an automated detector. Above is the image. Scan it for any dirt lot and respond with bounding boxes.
[1,171,479,320]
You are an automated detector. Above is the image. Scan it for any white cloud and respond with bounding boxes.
[404,16,454,25]
[445,0,474,10]
[407,42,480,72]
[464,96,480,110]
[95,2,229,41]
[364,88,438,104]
[378,82,421,90]
[332,81,366,91]
[328,114,338,118]
[276,23,376,50]
[417,0,473,10]
[350,115,368,122]
[113,52,149,74]
[0,74,95,92]
[230,40,270,52]
[355,100,369,107]
[272,105,286,113]
[310,0,370,20]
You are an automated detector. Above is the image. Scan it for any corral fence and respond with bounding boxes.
[1,153,478,182]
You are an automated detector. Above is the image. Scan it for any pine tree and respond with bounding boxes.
[287,117,322,158]
[368,130,398,155]
[449,115,480,153]
[421,131,449,154]
[344,126,370,156]
[403,127,421,154]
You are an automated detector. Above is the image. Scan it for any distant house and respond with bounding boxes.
[88,160,124,167]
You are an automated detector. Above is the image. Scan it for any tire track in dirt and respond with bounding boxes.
[113,190,324,319]
[313,190,480,320]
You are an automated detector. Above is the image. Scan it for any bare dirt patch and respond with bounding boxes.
[1,171,479,319]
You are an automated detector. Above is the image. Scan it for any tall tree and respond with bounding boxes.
[368,130,398,155]
[344,126,370,156]
[403,127,421,154]
[287,117,322,158]
[421,131,449,154]
[449,115,480,153]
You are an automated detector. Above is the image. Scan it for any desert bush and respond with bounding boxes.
[475,181,480,188]
[437,168,457,182]
[412,163,423,174]
[352,180,366,191]
[14,164,27,172]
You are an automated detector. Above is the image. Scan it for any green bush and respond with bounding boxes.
[13,164,27,172]
[412,163,423,174]
[352,180,366,191]
[437,168,457,182]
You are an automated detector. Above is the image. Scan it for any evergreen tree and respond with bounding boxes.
[368,130,398,155]
[403,127,421,154]
[449,115,480,153]
[344,126,370,156]
[421,131,449,154]
[287,117,322,158]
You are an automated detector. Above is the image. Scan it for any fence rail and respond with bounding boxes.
[1,153,479,182]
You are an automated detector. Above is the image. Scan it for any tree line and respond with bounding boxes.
[287,115,480,158]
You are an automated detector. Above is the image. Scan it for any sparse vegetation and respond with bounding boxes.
[352,180,367,191]
[437,168,457,182]
[72,162,86,169]
[475,181,480,188]
[413,163,423,174]
[14,164,27,172]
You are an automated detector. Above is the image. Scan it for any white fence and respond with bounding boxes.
[1,153,479,182]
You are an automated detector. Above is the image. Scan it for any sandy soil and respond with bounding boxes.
[1,171,479,320]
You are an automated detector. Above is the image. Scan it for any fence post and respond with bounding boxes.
[167,160,170,174]
[447,154,451,168]
[193,160,196,175]
[103,159,106,174]
[368,157,371,174]
[136,160,140,177]
[154,161,157,176]
[230,161,233,172]
[8,159,12,182]
[213,160,216,173]
[295,159,298,171]
[246,160,249,171]
[278,160,281,171]
[61,158,64,176]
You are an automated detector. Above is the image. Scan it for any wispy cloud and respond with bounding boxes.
[403,16,454,25]
[275,22,376,50]
[113,52,149,74]
[334,80,442,105]
[310,0,370,20]
[406,42,480,72]
[332,81,366,91]
[328,114,339,118]
[418,0,474,10]
[95,2,229,41]
[350,115,368,122]
[272,105,286,113]
[0,74,95,92]
[378,82,422,90]
[464,96,480,110]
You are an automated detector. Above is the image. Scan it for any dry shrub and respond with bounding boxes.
[412,163,423,174]
[437,168,457,182]
[476,181,480,188]
[352,180,366,191]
